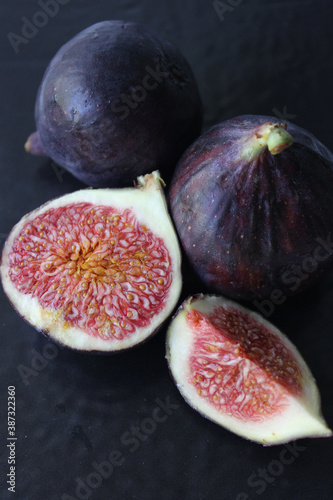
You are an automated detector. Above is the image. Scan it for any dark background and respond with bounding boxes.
[1,1,333,499]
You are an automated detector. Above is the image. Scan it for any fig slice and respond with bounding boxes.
[0,171,182,352]
[166,294,332,445]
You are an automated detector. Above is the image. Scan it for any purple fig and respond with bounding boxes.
[169,115,333,301]
[26,21,203,188]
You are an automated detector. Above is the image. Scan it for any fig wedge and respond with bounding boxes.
[166,294,332,445]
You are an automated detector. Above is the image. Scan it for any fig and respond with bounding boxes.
[166,294,332,445]
[169,115,333,301]
[25,21,203,187]
[0,172,182,352]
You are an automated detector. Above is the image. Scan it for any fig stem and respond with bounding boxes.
[244,123,294,160]
[266,125,293,155]
[25,131,48,156]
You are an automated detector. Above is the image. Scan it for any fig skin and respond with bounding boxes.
[169,115,333,301]
[26,21,203,188]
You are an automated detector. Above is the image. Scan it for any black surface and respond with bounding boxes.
[1,1,333,499]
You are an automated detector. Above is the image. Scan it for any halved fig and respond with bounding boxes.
[0,172,182,352]
[166,294,332,445]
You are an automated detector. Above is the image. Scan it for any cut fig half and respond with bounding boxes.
[166,294,332,445]
[1,171,182,352]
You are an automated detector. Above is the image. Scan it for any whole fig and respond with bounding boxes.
[26,21,203,187]
[169,115,333,302]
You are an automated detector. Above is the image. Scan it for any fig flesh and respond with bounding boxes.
[169,115,333,301]
[166,294,332,445]
[26,21,203,188]
[0,172,182,352]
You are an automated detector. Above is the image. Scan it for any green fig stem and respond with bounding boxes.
[266,125,293,155]
[242,123,293,161]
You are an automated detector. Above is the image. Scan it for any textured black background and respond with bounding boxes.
[1,1,333,499]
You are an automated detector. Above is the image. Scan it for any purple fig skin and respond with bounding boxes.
[169,115,333,302]
[28,21,203,188]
